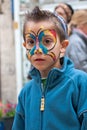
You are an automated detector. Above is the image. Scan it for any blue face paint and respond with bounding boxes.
[30,33,36,40]
[38,31,45,41]
[29,42,48,56]
[39,43,48,54]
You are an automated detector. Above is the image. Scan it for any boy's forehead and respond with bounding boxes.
[24,21,56,34]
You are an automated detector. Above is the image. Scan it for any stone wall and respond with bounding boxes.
[0,0,17,103]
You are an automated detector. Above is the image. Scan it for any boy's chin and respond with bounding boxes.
[35,66,46,71]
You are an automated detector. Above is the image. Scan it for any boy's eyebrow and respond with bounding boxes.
[25,30,36,36]
[25,28,42,36]
[25,29,56,38]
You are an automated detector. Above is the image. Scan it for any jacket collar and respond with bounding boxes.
[29,57,74,87]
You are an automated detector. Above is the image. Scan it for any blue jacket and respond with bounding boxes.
[12,57,87,130]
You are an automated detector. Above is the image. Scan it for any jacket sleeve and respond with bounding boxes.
[77,72,87,130]
[12,112,25,130]
[80,113,87,130]
[12,90,25,130]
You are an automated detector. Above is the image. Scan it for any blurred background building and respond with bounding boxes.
[0,0,87,103]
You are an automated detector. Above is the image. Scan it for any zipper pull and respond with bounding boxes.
[40,97,45,111]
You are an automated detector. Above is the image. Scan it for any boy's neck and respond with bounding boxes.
[40,63,62,78]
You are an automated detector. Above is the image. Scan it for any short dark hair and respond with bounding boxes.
[65,3,74,15]
[23,6,68,42]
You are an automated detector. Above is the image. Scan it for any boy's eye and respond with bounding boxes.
[26,38,35,49]
[42,36,54,44]
[28,39,35,45]
[43,38,52,44]
[41,35,56,50]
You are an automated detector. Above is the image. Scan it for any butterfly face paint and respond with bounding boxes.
[25,29,57,59]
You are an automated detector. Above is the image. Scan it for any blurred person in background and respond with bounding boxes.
[66,10,87,73]
[54,2,74,58]
[54,3,74,24]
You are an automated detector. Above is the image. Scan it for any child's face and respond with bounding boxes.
[24,21,68,77]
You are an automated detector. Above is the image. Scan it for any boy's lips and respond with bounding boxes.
[34,58,45,61]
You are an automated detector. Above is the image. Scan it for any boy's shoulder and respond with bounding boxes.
[73,68,87,76]
[68,67,87,83]
[19,79,34,96]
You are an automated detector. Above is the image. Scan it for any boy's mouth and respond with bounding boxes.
[35,58,45,61]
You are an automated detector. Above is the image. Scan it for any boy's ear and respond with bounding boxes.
[59,40,69,58]
[23,42,26,47]
[61,40,69,48]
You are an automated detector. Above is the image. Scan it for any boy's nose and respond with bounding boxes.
[34,48,43,54]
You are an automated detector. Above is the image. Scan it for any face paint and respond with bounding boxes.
[25,29,57,57]
[47,52,56,61]
[38,29,57,51]
[28,44,48,58]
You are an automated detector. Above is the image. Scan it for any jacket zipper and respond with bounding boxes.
[40,83,45,130]
[40,96,45,111]
[40,83,45,111]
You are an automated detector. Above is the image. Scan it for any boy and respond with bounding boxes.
[12,6,87,130]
